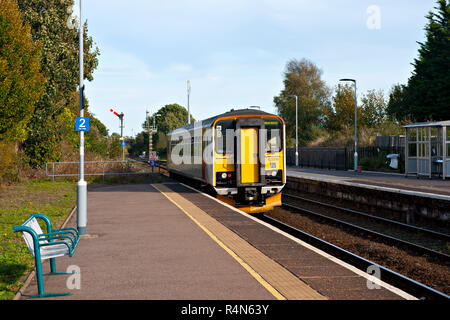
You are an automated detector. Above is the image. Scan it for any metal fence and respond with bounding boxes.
[46,160,162,182]
[287,146,406,171]
[287,147,348,170]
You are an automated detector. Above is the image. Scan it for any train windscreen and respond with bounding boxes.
[264,119,282,153]
[215,119,235,155]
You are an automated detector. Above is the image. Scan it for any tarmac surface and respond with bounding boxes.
[18,182,414,300]
[19,184,275,300]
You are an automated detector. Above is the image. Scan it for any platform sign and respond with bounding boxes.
[121,141,126,147]
[149,160,156,167]
[149,151,157,160]
[75,117,90,131]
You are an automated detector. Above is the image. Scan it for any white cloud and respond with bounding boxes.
[167,63,193,73]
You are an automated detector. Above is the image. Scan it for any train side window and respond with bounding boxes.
[264,119,282,153]
[215,119,235,155]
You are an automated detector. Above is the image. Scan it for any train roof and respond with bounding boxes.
[167,108,281,135]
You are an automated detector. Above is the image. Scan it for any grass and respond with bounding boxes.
[0,179,76,300]
[0,172,169,300]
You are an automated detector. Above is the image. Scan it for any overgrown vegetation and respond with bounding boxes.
[128,104,195,159]
[0,1,127,185]
[0,179,76,300]
[274,0,449,150]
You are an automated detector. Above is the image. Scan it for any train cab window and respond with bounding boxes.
[215,119,235,154]
[264,119,282,153]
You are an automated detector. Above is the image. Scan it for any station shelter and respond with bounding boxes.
[404,121,450,180]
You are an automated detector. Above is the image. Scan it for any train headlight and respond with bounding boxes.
[221,173,227,179]
[271,171,277,176]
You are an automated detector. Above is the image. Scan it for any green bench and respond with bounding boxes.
[13,214,80,298]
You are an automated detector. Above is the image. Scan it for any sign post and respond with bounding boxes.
[111,108,125,161]
[77,0,87,235]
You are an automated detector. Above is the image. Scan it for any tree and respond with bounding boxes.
[136,104,194,157]
[273,58,331,147]
[0,0,45,143]
[386,84,408,122]
[325,84,359,132]
[360,89,387,127]
[17,0,100,167]
[148,103,195,134]
[403,0,449,121]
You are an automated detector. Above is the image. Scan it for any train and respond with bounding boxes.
[166,108,286,213]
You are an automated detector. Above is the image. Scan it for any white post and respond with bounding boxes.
[77,0,87,235]
[187,80,191,125]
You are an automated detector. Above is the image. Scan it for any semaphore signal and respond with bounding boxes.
[110,108,125,161]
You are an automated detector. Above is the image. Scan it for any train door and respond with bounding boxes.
[240,127,259,184]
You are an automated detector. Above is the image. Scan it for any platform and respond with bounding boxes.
[287,167,450,199]
[17,183,415,300]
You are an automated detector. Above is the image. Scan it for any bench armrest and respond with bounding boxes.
[39,240,75,257]
[54,227,79,237]
[39,234,77,250]
[40,230,79,243]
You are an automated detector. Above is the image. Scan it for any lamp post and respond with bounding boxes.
[339,78,358,171]
[77,0,87,235]
[288,94,299,167]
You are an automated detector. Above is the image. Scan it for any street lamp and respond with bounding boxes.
[339,78,358,172]
[288,94,299,167]
[77,0,87,235]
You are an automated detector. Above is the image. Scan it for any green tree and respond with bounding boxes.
[273,58,331,147]
[0,0,45,143]
[108,133,122,160]
[360,89,387,127]
[17,0,100,167]
[325,84,360,132]
[386,84,408,122]
[128,131,146,158]
[398,0,450,121]
[138,104,194,157]
[149,103,195,134]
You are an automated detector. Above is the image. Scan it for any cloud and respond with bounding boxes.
[96,46,154,81]
[167,63,193,73]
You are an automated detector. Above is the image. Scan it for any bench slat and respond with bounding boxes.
[22,217,47,257]
[40,243,70,260]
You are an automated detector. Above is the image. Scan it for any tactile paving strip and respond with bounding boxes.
[152,183,326,300]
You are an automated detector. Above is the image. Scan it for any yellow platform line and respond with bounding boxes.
[151,183,326,300]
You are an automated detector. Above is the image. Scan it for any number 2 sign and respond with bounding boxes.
[75,117,90,132]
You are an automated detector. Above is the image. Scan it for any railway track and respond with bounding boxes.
[259,214,449,300]
[282,193,450,261]
[168,175,449,299]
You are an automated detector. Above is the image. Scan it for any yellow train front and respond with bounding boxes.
[167,108,286,213]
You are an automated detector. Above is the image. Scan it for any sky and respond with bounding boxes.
[74,0,435,137]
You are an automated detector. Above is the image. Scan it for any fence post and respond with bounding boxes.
[52,162,55,182]
[102,161,105,184]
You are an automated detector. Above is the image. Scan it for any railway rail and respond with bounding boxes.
[259,214,449,300]
[282,193,450,261]
[164,163,449,299]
